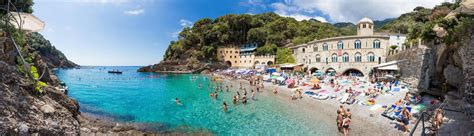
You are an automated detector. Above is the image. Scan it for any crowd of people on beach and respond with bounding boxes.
[172,68,448,135]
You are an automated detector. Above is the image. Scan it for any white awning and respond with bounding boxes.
[373,61,399,68]
[378,65,399,70]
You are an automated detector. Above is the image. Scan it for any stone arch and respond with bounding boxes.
[342,68,364,77]
[325,68,336,74]
[309,67,319,74]
[434,48,464,92]
[225,61,232,67]
[267,61,273,66]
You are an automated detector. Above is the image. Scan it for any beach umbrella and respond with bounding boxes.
[310,78,320,83]
[9,12,45,32]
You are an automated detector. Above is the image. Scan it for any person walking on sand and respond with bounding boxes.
[342,115,351,136]
[338,105,345,115]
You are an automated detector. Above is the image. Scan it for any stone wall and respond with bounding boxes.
[386,45,435,92]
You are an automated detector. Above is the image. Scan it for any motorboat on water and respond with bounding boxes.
[108,69,123,74]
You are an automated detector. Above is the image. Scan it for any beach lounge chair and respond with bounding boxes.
[339,93,350,104]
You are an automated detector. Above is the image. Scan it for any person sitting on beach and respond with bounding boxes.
[432,108,444,130]
[175,98,182,105]
[401,108,411,133]
[342,115,351,136]
[395,99,403,106]
[223,102,228,112]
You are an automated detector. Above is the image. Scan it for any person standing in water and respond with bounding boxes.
[251,90,256,100]
[214,91,219,99]
[223,102,228,112]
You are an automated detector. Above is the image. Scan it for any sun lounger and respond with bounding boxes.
[339,93,350,104]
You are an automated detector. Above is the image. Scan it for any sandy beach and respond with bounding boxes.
[217,76,418,136]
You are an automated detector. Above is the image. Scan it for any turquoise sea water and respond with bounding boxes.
[56,66,334,135]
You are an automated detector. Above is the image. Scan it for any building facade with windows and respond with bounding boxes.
[290,17,406,76]
[217,43,275,68]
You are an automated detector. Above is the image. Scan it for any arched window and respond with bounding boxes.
[367,52,375,62]
[342,53,349,62]
[355,52,362,62]
[313,45,318,52]
[354,40,361,49]
[323,43,328,51]
[315,54,321,62]
[302,48,306,53]
[373,40,380,48]
[337,41,344,49]
[331,53,338,62]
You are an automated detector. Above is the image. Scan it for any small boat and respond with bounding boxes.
[108,70,123,74]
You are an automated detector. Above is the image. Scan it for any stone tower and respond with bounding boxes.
[357,17,374,36]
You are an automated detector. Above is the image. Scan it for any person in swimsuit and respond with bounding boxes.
[175,98,182,105]
[223,102,228,112]
[342,115,351,136]
[401,108,411,133]
[242,95,247,104]
[337,110,343,132]
[346,109,352,119]
[273,87,278,94]
[214,91,218,99]
[210,92,214,98]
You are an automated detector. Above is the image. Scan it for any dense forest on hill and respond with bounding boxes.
[164,12,356,63]
[155,1,472,71]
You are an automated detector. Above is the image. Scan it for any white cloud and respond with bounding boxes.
[171,19,194,38]
[269,0,446,23]
[271,2,327,22]
[124,8,145,15]
[180,19,193,27]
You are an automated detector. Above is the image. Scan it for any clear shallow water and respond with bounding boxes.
[56,66,334,135]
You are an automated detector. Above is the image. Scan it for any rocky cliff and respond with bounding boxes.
[27,32,78,68]
[1,35,157,135]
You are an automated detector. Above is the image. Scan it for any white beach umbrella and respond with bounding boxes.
[9,12,45,32]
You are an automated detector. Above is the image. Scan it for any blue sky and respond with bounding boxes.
[34,0,445,66]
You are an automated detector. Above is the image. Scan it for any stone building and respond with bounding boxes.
[217,43,275,68]
[290,17,406,77]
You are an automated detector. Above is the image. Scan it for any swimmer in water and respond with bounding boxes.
[210,92,214,98]
[214,91,219,99]
[223,102,228,112]
[175,98,182,105]
[198,84,202,88]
